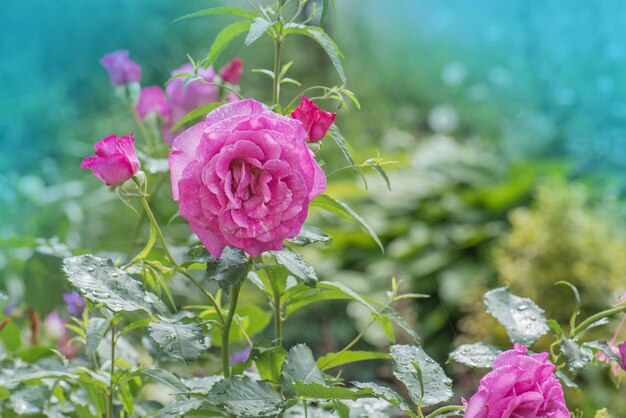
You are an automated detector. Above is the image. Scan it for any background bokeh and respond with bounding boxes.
[2,0,626,415]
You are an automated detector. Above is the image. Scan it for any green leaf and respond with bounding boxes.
[320,0,331,24]
[245,17,275,46]
[24,252,65,317]
[271,248,317,286]
[118,382,134,415]
[181,376,223,395]
[0,319,21,352]
[484,287,549,346]
[85,317,112,358]
[152,399,204,418]
[556,281,581,330]
[9,384,50,415]
[149,320,208,364]
[141,368,188,393]
[310,194,384,253]
[211,304,272,346]
[285,26,346,84]
[583,340,621,363]
[287,225,333,246]
[281,344,325,397]
[561,338,594,373]
[390,344,452,408]
[293,382,370,400]
[175,6,258,22]
[169,101,227,132]
[317,351,391,371]
[253,344,287,383]
[206,247,250,292]
[380,307,420,339]
[448,342,503,368]
[327,124,357,172]
[206,20,252,67]
[207,377,283,417]
[63,255,154,313]
[283,281,377,317]
[351,381,415,417]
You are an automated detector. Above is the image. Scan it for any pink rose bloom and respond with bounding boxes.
[163,63,218,145]
[136,86,170,120]
[100,50,141,86]
[219,57,244,84]
[81,133,140,187]
[169,99,326,258]
[290,96,336,142]
[465,343,569,418]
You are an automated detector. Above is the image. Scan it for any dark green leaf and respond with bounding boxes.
[207,377,283,417]
[175,6,258,22]
[63,255,154,313]
[24,252,65,317]
[448,342,502,368]
[317,351,390,371]
[311,194,383,253]
[85,317,112,358]
[271,248,317,286]
[206,247,249,292]
[287,225,333,246]
[206,20,252,67]
[561,338,594,373]
[327,124,357,172]
[484,287,549,346]
[169,102,227,132]
[282,344,325,397]
[245,17,275,46]
[390,344,452,407]
[149,320,208,363]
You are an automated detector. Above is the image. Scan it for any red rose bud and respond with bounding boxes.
[290,96,336,142]
[219,57,244,84]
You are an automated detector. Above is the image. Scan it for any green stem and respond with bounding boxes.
[138,196,225,326]
[107,324,116,418]
[424,405,466,418]
[571,303,626,337]
[272,36,283,107]
[222,283,243,378]
[273,288,283,348]
[131,106,158,154]
[317,316,377,370]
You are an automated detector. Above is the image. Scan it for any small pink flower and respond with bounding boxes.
[100,50,141,86]
[619,342,626,370]
[58,334,80,359]
[81,133,140,187]
[44,311,66,340]
[136,86,169,120]
[465,343,569,418]
[169,99,326,258]
[290,96,336,142]
[219,57,244,84]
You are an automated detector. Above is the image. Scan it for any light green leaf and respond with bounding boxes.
[484,287,549,346]
[293,382,370,400]
[253,345,288,384]
[271,248,317,286]
[561,338,594,373]
[85,317,112,358]
[327,124,357,172]
[169,101,227,132]
[288,225,333,246]
[63,255,154,313]
[175,7,258,22]
[141,368,188,393]
[152,399,204,418]
[149,320,208,364]
[380,307,420,339]
[283,281,377,317]
[9,384,50,415]
[310,194,384,253]
[206,247,250,292]
[390,344,452,407]
[281,344,325,397]
[245,17,275,46]
[207,377,283,417]
[206,20,252,67]
[448,342,502,368]
[351,381,415,417]
[285,26,346,84]
[317,351,391,371]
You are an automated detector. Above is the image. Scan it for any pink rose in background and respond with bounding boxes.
[169,99,326,258]
[81,133,140,187]
[100,50,141,86]
[219,57,244,84]
[619,342,626,370]
[290,96,336,142]
[136,86,170,120]
[465,343,569,418]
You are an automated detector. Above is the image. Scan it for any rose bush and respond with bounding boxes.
[169,99,326,257]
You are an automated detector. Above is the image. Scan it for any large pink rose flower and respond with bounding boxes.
[169,99,326,258]
[81,133,140,187]
[465,343,569,418]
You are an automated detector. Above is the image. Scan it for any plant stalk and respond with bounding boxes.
[222,283,243,378]
[272,37,283,107]
[571,303,626,337]
[424,405,466,418]
[107,323,116,418]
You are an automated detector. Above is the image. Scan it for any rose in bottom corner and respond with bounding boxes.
[464,343,570,418]
[168,99,326,258]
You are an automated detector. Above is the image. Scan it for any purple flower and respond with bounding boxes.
[63,292,85,317]
[44,311,67,339]
[465,343,569,418]
[169,99,326,258]
[81,133,140,187]
[100,50,141,86]
[136,86,170,120]
[231,346,252,365]
[3,302,17,316]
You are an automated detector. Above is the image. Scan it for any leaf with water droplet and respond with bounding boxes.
[207,377,283,417]
[86,316,112,358]
[281,344,325,397]
[448,342,503,368]
[9,384,50,415]
[561,338,594,373]
[149,320,208,363]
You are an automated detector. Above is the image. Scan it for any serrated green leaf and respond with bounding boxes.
[85,317,111,358]
[253,344,287,383]
[245,17,275,46]
[271,248,317,286]
[169,101,227,132]
[561,338,594,373]
[63,255,154,313]
[288,225,332,246]
[484,287,549,346]
[282,344,325,397]
[351,381,415,417]
[311,194,383,253]
[206,20,252,67]
[448,342,502,368]
[175,7,258,22]
[149,320,208,364]
[390,344,452,407]
[317,351,390,371]
[207,377,283,417]
[206,247,250,292]
[293,382,370,400]
[327,124,357,172]
[152,399,204,418]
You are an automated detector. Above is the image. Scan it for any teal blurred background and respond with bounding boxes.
[2,0,626,414]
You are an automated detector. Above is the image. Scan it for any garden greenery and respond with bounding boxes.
[1,1,626,417]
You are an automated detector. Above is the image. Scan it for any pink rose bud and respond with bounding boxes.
[100,50,141,86]
[619,342,626,370]
[136,86,170,120]
[81,133,140,187]
[290,96,336,142]
[465,343,569,418]
[219,57,244,84]
[169,99,326,258]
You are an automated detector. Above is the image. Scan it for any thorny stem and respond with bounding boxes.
[222,283,243,378]
[107,323,116,418]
